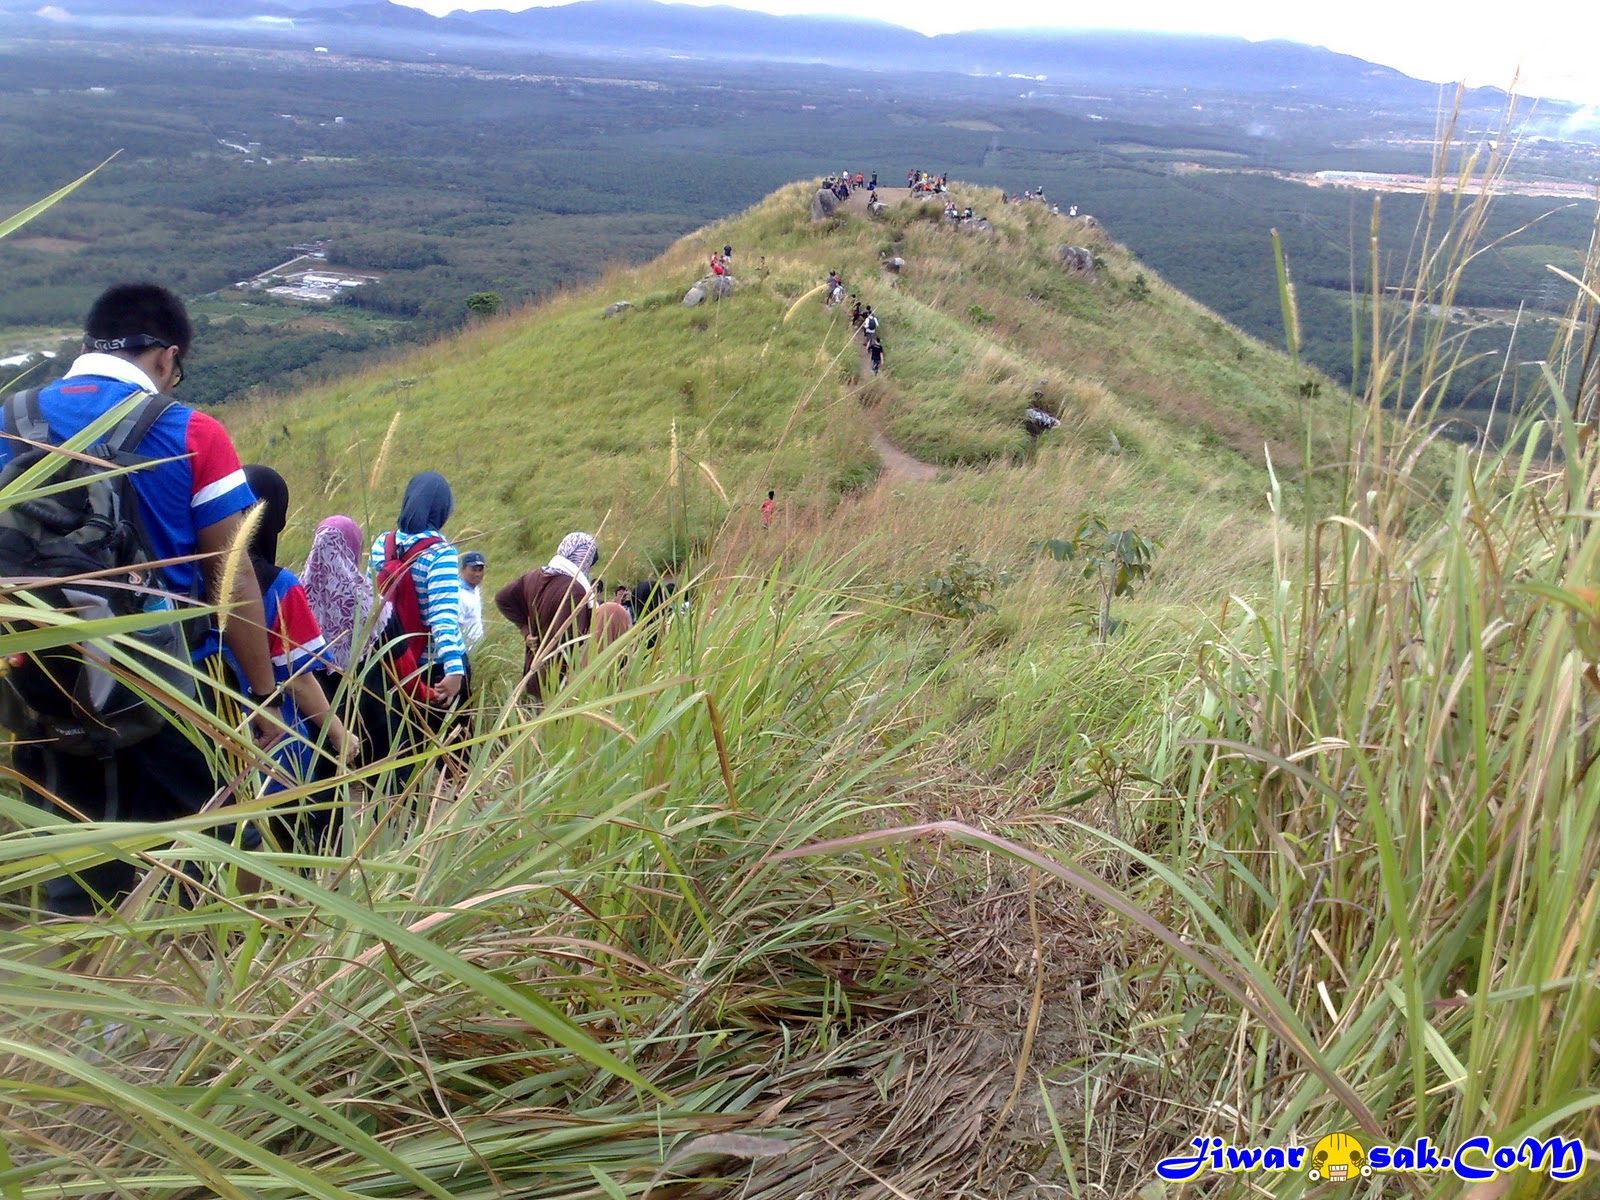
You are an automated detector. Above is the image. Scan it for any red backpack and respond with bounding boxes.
[375,532,443,702]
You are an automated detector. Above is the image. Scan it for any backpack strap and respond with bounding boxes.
[104,393,176,461]
[3,389,48,446]
[2,387,175,460]
[402,534,444,566]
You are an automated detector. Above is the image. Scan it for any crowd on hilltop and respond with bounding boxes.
[823,169,878,201]
[0,282,693,917]
[1001,185,1076,217]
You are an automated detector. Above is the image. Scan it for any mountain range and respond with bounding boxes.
[7,0,1535,111]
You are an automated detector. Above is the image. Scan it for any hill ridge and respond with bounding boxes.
[232,175,1339,666]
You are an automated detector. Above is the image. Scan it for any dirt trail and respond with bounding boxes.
[857,341,938,481]
[823,185,940,483]
[837,185,912,214]
[871,427,939,482]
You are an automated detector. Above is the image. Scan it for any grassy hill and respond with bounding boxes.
[8,167,1599,1198]
[230,180,1328,583]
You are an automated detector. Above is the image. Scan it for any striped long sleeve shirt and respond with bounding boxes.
[369,529,467,678]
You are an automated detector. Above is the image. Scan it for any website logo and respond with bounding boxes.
[1156,1133,1585,1185]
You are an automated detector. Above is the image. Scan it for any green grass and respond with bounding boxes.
[0,562,955,1197]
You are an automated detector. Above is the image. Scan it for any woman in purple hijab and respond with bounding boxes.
[301,515,399,764]
[301,515,389,675]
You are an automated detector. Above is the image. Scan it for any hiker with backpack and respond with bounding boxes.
[493,531,598,704]
[237,466,358,847]
[0,282,277,915]
[369,472,468,717]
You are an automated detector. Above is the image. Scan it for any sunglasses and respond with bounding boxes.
[90,334,184,387]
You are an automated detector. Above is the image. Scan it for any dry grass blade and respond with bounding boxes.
[367,409,401,493]
[213,499,265,634]
[783,282,829,322]
[696,460,729,503]
[643,1133,792,1198]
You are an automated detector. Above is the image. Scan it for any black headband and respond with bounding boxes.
[89,334,174,354]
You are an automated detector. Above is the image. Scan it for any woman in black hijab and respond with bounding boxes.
[240,465,357,847]
[397,470,454,535]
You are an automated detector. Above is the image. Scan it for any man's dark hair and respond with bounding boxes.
[84,283,193,357]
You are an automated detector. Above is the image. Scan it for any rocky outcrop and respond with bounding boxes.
[1057,245,1096,278]
[881,256,905,273]
[811,189,840,221]
[867,200,887,217]
[684,275,735,306]
[602,301,632,318]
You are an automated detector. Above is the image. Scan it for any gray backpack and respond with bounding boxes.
[0,388,200,757]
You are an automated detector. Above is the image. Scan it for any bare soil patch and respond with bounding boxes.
[12,236,87,254]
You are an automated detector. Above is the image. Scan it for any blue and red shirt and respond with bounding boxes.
[246,565,330,794]
[1,353,257,660]
[217,564,333,795]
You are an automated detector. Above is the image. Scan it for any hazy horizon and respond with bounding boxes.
[397,0,1597,108]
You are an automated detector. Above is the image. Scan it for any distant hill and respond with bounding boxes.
[5,0,1534,111]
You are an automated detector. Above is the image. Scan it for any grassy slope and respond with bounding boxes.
[220,181,1370,1194]
[12,163,1598,1198]
[229,179,1334,611]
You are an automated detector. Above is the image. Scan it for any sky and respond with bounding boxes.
[400,0,1600,107]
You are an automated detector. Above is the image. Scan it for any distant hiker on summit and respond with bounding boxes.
[0,282,276,914]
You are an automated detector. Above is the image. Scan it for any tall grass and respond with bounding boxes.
[8,123,1593,1199]
[0,561,954,1197]
[1137,153,1600,1186]
[780,102,1600,1195]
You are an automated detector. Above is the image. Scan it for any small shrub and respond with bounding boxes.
[966,303,995,324]
[888,550,1008,621]
[1036,514,1160,642]
[1129,273,1151,301]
